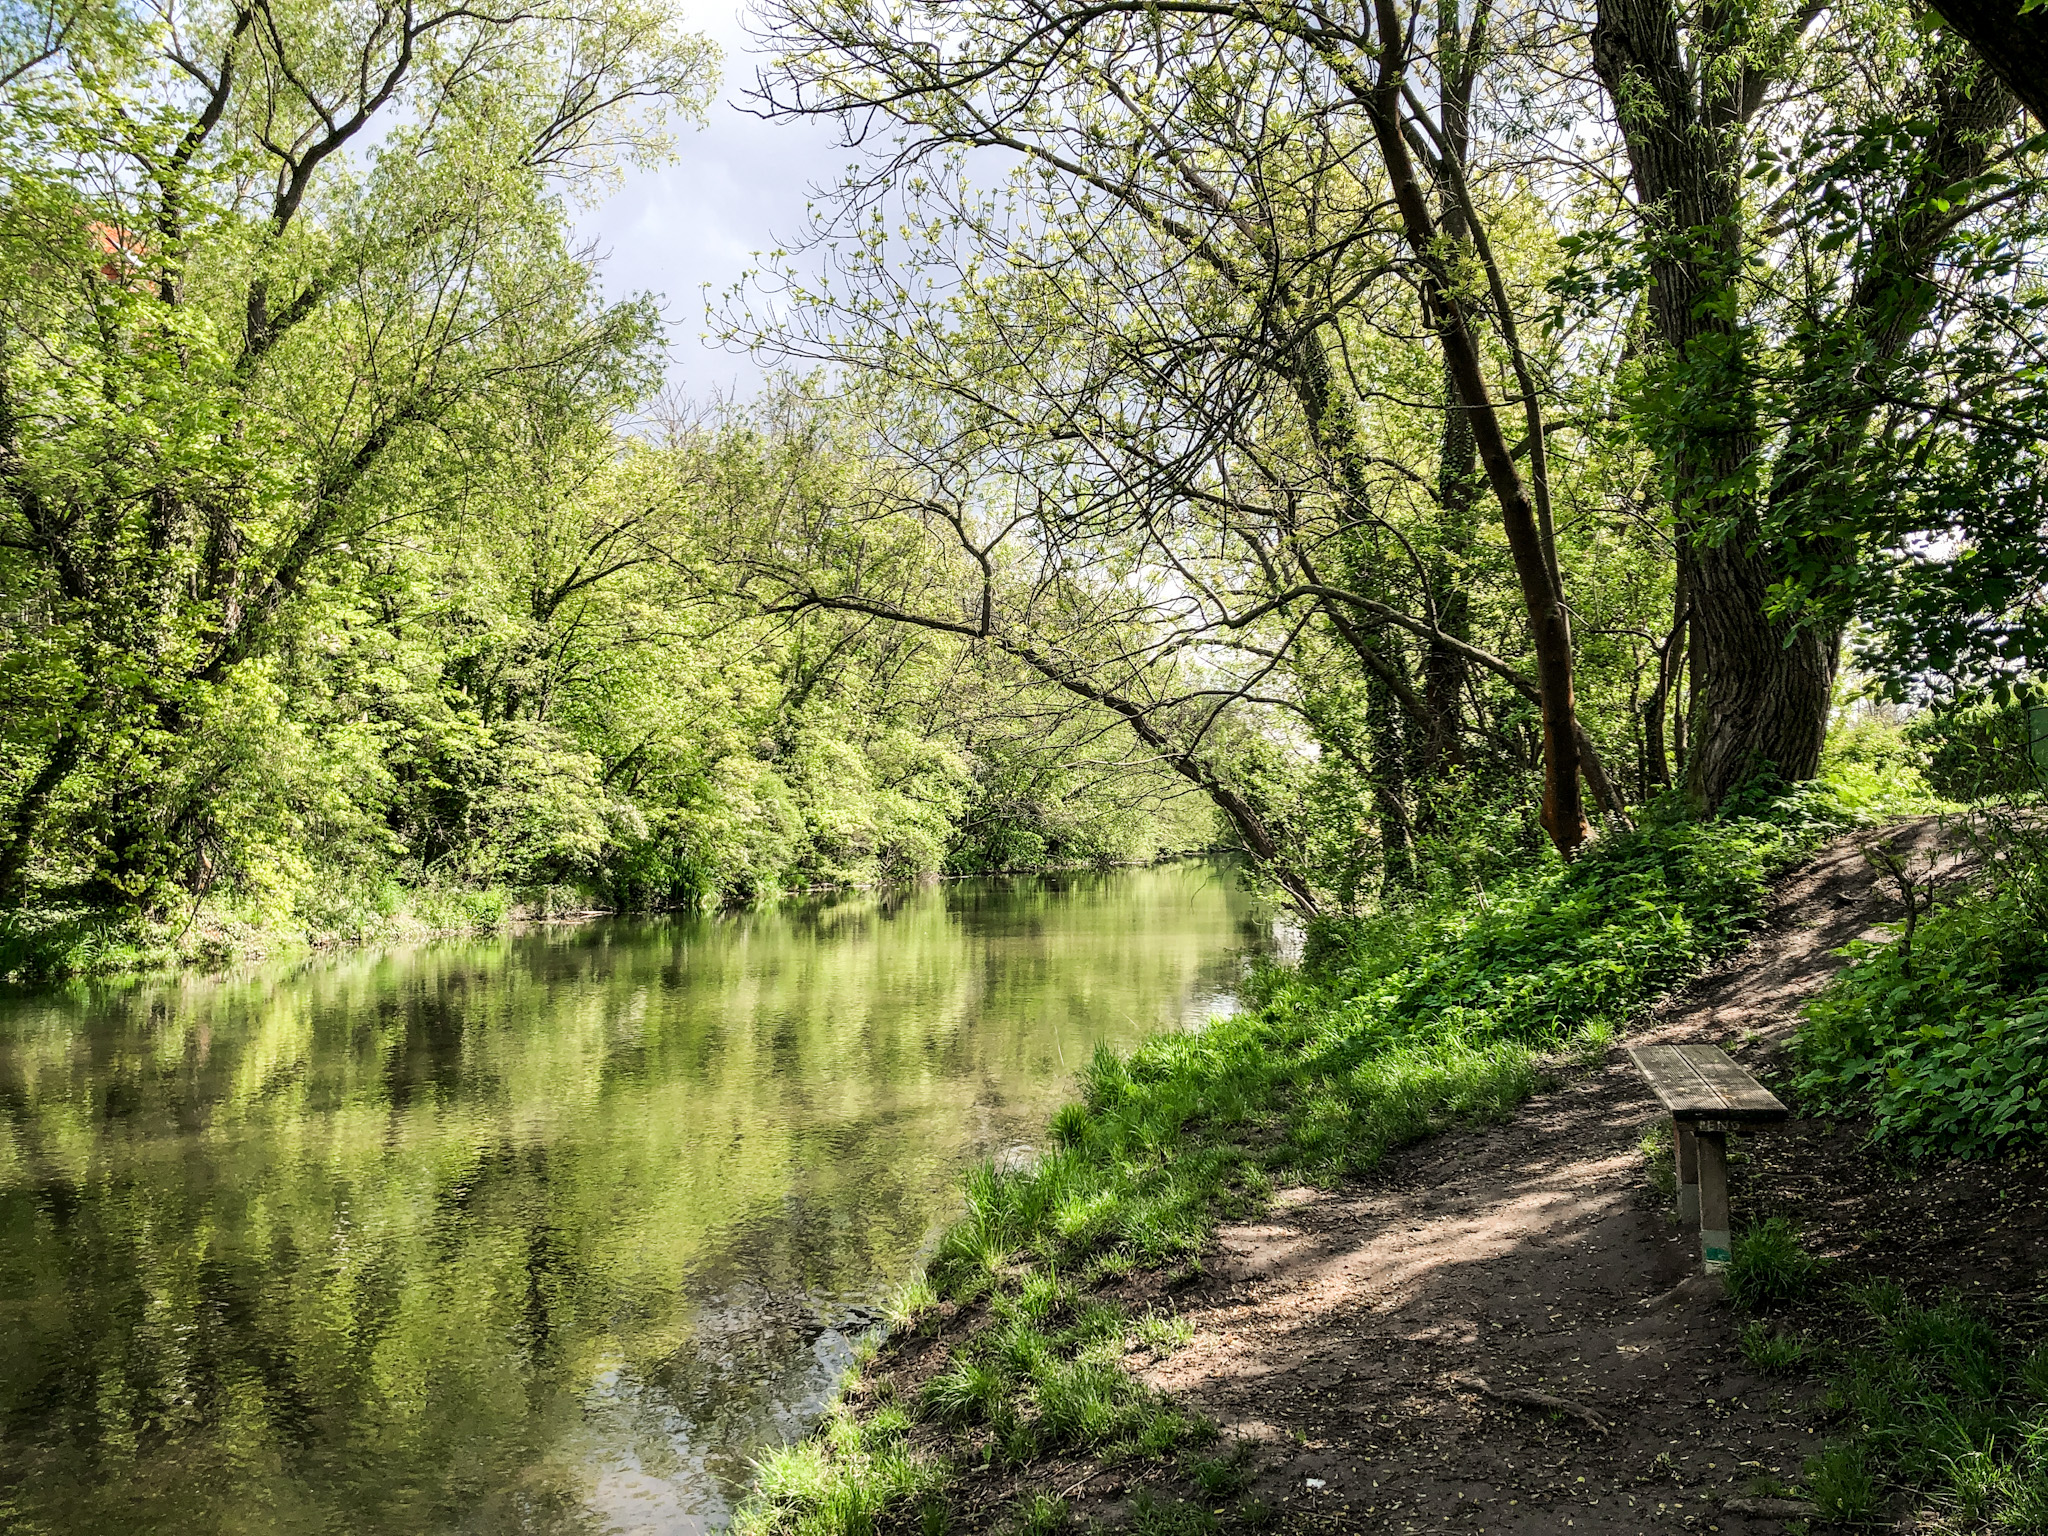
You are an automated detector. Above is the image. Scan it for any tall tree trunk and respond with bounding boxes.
[1593,0,2011,809]
[1591,0,1814,808]
[1422,367,1477,796]
[1642,568,1685,792]
[1416,0,1480,801]
[0,724,83,908]
[1683,542,1838,797]
[1334,0,1588,855]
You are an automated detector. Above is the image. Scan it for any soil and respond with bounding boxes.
[863,818,2048,1534]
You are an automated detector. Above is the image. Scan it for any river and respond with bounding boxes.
[0,861,1269,1535]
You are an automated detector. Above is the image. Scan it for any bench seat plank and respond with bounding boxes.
[1628,1043,1788,1124]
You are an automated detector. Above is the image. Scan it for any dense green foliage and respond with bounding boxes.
[1909,690,2048,802]
[3,0,2046,1526]
[1797,813,2048,1158]
[0,3,1221,981]
[1726,1215,1829,1312]
[4,0,2045,982]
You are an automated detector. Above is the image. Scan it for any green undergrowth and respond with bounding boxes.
[1796,811,2048,1159]
[741,777,1932,1536]
[1807,1287,2048,1532]
[0,880,542,984]
[1721,1225,2048,1532]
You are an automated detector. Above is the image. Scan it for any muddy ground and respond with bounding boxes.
[870,819,2048,1533]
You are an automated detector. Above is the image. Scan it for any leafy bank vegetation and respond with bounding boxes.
[1797,808,2048,1160]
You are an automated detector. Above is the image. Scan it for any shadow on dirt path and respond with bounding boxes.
[1079,818,1984,1534]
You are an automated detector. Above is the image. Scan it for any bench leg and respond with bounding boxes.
[1674,1120,1699,1227]
[1696,1130,1732,1274]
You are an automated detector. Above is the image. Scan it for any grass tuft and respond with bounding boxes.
[1131,1309,1193,1354]
[885,1278,940,1332]
[1189,1444,1255,1499]
[1804,1441,1879,1521]
[1128,1489,1220,1535]
[1846,1276,1907,1323]
[922,1357,1009,1428]
[1741,1320,1811,1374]
[1235,1496,1276,1529]
[2023,1344,2048,1406]
[1006,1494,1068,1535]
[1726,1217,1822,1310]
[741,1407,947,1536]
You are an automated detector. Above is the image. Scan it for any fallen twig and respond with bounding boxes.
[1723,1496,1818,1518]
[1058,1466,1108,1500]
[1451,1373,1609,1433]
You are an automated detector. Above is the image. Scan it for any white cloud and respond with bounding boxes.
[576,0,852,396]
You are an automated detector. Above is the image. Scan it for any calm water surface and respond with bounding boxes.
[0,862,1268,1535]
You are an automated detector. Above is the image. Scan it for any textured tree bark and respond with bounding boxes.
[1592,0,1821,807]
[1594,0,2016,809]
[1682,540,1839,797]
[1924,0,2048,126]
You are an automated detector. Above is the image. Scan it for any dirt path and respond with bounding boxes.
[1046,818,2024,1535]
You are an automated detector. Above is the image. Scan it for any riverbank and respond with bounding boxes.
[0,881,554,984]
[737,782,1960,1535]
[0,850,1228,986]
[1057,814,2045,1534]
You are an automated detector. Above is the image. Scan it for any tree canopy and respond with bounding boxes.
[1,0,2044,964]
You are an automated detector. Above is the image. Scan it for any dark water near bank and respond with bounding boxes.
[0,862,1269,1535]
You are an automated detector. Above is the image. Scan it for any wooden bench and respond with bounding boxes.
[1628,1044,1788,1274]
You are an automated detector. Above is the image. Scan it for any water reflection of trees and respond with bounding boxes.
[0,862,1263,1532]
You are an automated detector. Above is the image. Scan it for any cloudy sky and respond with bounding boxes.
[576,1,853,397]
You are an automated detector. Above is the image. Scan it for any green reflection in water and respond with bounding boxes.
[0,862,1266,1535]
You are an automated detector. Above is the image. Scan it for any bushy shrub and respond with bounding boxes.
[1797,881,2048,1159]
